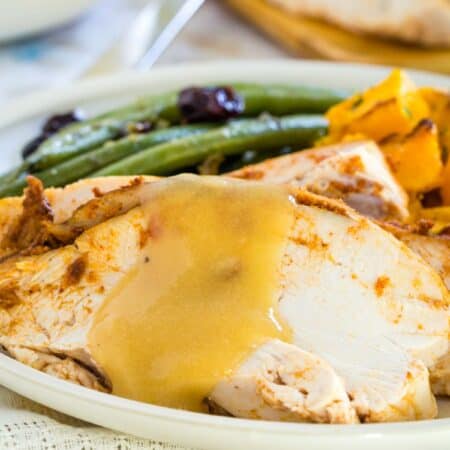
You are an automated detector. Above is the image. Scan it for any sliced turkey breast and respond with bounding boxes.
[210,339,359,423]
[379,222,450,396]
[0,175,447,423]
[231,140,410,221]
[232,143,450,397]
[380,222,450,291]
[230,142,449,289]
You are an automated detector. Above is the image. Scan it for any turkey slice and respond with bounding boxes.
[232,142,450,396]
[0,175,447,423]
[231,140,409,221]
[210,339,359,423]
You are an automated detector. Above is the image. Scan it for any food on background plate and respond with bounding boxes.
[0,69,449,424]
[268,0,450,47]
[0,175,447,423]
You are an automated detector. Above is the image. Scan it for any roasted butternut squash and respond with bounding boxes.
[381,119,443,192]
[326,69,429,142]
[420,87,450,162]
[321,70,448,194]
[421,206,450,223]
[442,160,450,205]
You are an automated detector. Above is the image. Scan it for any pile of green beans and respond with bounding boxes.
[0,83,347,197]
[0,124,217,198]
[91,115,327,177]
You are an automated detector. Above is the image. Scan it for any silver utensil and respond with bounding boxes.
[83,0,204,77]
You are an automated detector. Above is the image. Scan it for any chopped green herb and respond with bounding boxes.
[402,106,413,119]
[350,96,363,110]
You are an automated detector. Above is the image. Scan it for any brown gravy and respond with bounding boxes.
[88,176,294,412]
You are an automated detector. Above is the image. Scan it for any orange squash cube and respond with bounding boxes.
[326,69,429,142]
[441,159,450,205]
[420,87,450,162]
[381,119,443,192]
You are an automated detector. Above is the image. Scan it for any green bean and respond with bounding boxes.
[23,84,344,171]
[0,83,344,191]
[0,163,28,185]
[231,83,346,115]
[0,93,179,184]
[24,124,157,173]
[91,114,327,177]
[220,147,294,173]
[0,124,216,198]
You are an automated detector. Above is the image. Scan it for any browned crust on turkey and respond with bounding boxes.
[381,219,450,239]
[61,254,88,289]
[46,178,148,244]
[229,145,340,181]
[6,345,111,392]
[0,177,55,260]
[291,188,351,217]
[0,280,21,309]
[0,176,150,261]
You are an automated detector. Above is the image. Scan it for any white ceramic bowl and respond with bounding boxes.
[0,60,449,450]
[0,0,97,42]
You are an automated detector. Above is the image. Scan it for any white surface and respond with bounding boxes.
[0,0,98,41]
[0,60,449,450]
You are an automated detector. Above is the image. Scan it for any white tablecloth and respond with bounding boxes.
[0,386,189,449]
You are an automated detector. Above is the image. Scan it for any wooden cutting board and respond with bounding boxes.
[226,0,450,74]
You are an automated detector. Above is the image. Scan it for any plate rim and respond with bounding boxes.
[1,352,449,437]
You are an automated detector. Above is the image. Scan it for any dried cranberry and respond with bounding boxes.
[21,134,48,159]
[178,86,244,123]
[42,110,82,134]
[21,110,83,160]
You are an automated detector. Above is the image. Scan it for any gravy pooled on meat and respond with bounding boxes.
[88,176,294,412]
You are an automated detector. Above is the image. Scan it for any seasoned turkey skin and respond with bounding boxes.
[269,0,450,47]
[231,140,409,221]
[0,175,447,423]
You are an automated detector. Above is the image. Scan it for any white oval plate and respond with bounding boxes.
[0,60,449,450]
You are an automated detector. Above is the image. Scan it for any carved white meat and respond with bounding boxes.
[210,339,358,424]
[0,175,447,424]
[232,142,450,397]
[231,140,409,221]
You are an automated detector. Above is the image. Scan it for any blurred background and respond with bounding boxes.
[1,0,449,103]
